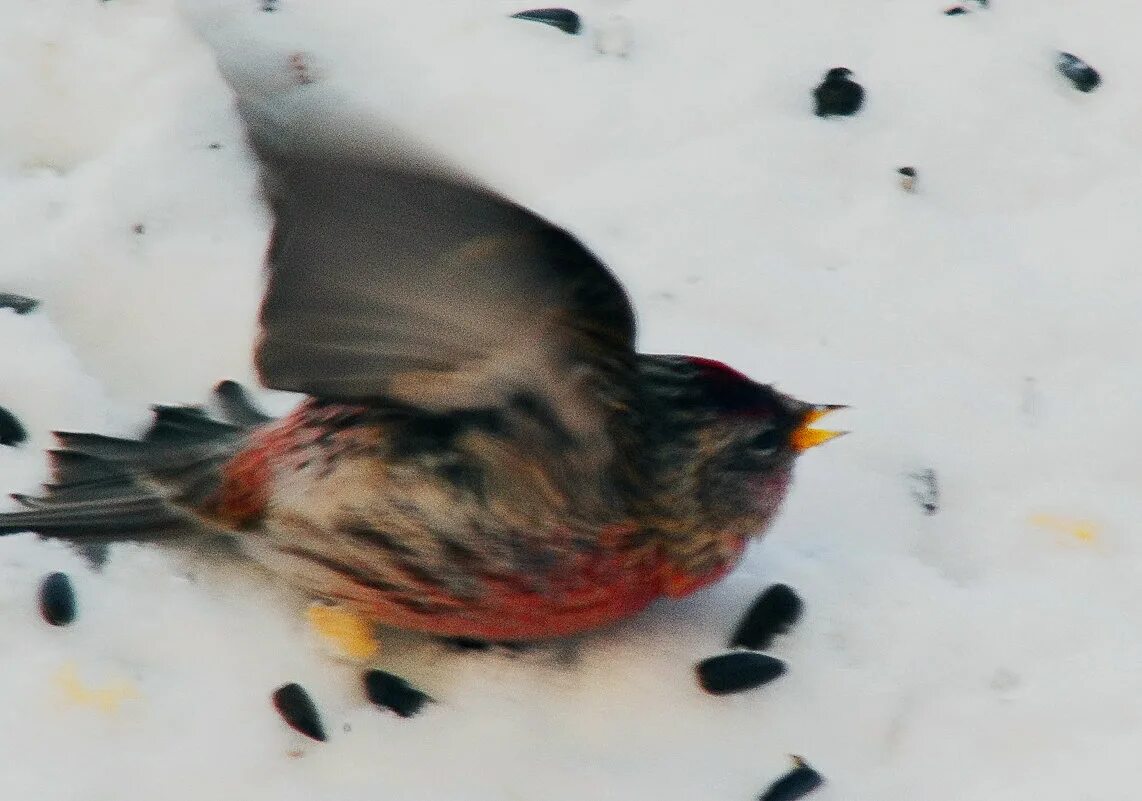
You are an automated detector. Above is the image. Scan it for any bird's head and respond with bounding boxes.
[644,355,846,596]
[680,356,845,526]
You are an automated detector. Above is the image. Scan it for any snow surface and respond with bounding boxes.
[2,0,1141,798]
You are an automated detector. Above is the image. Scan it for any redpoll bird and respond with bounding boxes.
[0,94,844,641]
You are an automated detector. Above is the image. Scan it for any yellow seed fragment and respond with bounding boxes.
[306,604,378,659]
[56,663,138,713]
[1028,514,1099,543]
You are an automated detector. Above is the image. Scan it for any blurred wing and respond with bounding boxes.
[244,102,637,448]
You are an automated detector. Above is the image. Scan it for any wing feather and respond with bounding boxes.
[239,97,638,459]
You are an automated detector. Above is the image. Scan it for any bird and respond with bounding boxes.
[0,88,845,642]
[813,67,864,117]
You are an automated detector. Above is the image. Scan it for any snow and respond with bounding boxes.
[1,0,1140,798]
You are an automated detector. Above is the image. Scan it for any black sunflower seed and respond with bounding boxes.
[39,571,77,626]
[1057,52,1100,93]
[0,293,40,314]
[898,166,918,193]
[813,67,864,117]
[907,468,939,515]
[730,584,804,650]
[509,8,581,35]
[364,669,432,718]
[0,405,27,446]
[758,756,825,801]
[696,652,786,695]
[943,6,968,14]
[271,683,326,741]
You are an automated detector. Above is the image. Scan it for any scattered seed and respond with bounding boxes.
[813,67,864,117]
[696,652,785,695]
[364,669,432,718]
[0,293,40,314]
[898,166,918,193]
[509,8,582,35]
[944,5,968,14]
[730,584,804,650]
[758,756,825,801]
[0,405,27,446]
[208,142,222,150]
[907,468,939,515]
[132,223,145,235]
[39,571,77,626]
[271,683,326,741]
[1057,52,1100,92]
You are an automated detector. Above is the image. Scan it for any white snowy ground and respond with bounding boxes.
[1,0,1141,798]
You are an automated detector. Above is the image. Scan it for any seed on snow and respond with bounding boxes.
[898,166,918,193]
[509,8,582,35]
[730,584,803,650]
[364,669,432,718]
[271,683,326,741]
[813,67,864,117]
[696,652,786,695]
[758,756,825,801]
[0,293,40,314]
[943,6,968,15]
[907,467,939,514]
[1057,52,1100,92]
[39,572,77,626]
[0,405,27,446]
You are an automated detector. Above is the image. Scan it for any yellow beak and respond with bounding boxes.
[790,404,848,452]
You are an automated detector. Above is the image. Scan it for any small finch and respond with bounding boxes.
[0,90,845,641]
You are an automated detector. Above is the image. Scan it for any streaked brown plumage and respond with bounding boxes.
[0,87,844,641]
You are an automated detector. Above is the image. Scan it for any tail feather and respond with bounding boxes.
[213,380,274,428]
[14,482,141,507]
[0,495,187,541]
[47,450,132,487]
[9,493,47,509]
[53,430,232,470]
[0,381,273,544]
[148,405,239,440]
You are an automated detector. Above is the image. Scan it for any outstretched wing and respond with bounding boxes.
[244,103,637,460]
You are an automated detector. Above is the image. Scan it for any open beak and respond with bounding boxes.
[790,404,848,452]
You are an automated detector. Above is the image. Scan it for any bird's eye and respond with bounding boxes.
[749,428,783,454]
